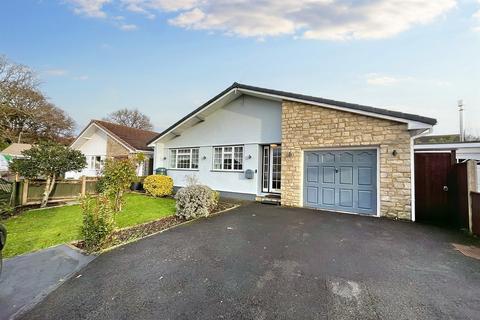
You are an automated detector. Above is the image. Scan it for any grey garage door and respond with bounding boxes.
[304,149,377,215]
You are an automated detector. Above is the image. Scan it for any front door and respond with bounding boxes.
[262,145,282,193]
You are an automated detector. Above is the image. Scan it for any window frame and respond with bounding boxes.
[212,145,244,172]
[169,148,199,170]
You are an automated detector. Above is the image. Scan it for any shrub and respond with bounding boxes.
[80,194,115,252]
[95,176,108,194]
[143,175,173,197]
[101,157,138,212]
[175,185,218,220]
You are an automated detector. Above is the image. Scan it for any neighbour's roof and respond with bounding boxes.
[0,143,32,157]
[88,120,159,151]
[415,134,461,145]
[148,82,437,145]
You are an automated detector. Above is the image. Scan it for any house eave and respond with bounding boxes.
[148,83,437,146]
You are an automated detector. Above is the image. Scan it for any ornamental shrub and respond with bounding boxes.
[80,194,115,252]
[175,185,217,220]
[143,175,173,197]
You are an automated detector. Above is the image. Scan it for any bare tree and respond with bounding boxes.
[0,55,75,145]
[104,108,154,130]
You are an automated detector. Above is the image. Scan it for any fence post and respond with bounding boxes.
[466,160,478,233]
[81,176,87,197]
[22,179,29,205]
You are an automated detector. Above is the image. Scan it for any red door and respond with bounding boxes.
[415,152,455,223]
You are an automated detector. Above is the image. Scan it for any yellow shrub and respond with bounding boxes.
[143,175,174,197]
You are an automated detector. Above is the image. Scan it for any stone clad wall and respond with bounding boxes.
[106,137,130,158]
[281,100,413,220]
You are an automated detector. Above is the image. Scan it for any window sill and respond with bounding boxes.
[210,170,245,173]
[167,168,199,171]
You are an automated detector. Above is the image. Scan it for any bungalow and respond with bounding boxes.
[66,120,158,179]
[148,83,437,220]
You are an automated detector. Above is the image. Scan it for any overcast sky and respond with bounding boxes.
[1,0,479,135]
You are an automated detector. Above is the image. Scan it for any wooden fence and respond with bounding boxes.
[9,177,98,206]
[471,192,480,237]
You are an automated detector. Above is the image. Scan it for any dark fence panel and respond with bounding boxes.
[472,192,480,236]
[0,178,12,206]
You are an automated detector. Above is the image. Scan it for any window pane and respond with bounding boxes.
[94,156,101,170]
[213,147,222,170]
[192,148,199,169]
[223,153,232,170]
[224,147,232,153]
[177,154,190,168]
[234,146,243,170]
[170,150,177,168]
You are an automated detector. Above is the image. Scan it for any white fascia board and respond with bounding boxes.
[70,122,97,149]
[148,89,239,146]
[414,142,480,150]
[84,123,135,153]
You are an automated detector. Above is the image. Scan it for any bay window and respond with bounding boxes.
[213,146,243,171]
[170,148,199,169]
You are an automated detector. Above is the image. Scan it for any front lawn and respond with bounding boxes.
[2,193,176,258]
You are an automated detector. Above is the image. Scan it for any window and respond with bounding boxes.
[88,156,104,170]
[213,146,243,171]
[169,148,199,169]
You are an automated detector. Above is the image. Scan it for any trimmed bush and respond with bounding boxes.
[175,185,217,220]
[143,175,173,197]
[80,194,115,252]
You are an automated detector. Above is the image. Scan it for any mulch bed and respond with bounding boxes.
[73,201,238,252]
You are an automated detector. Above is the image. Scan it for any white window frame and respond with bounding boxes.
[88,155,105,171]
[212,145,244,171]
[169,148,199,170]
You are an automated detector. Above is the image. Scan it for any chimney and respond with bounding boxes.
[458,100,465,142]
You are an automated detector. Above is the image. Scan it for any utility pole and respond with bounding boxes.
[458,100,465,142]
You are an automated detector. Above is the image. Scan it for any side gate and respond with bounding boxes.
[414,152,470,227]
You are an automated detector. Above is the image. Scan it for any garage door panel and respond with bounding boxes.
[358,190,374,210]
[323,153,335,163]
[304,149,377,215]
[323,167,336,184]
[339,188,353,207]
[306,187,318,204]
[322,188,335,205]
[306,166,319,183]
[340,166,353,184]
[307,153,320,163]
[358,167,372,186]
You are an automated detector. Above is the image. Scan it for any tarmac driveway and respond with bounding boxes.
[21,203,480,320]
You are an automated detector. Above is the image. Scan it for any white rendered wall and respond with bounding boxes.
[153,95,282,195]
[66,128,108,178]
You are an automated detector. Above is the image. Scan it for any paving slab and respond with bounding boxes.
[0,244,95,320]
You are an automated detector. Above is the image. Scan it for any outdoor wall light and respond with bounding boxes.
[202,156,207,160]
[246,155,252,159]
[288,151,293,158]
[163,157,167,160]
[392,150,398,156]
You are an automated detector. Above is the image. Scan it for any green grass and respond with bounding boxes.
[1,193,176,258]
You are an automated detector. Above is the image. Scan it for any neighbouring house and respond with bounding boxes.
[66,120,159,179]
[0,143,32,176]
[148,83,437,220]
[0,143,32,159]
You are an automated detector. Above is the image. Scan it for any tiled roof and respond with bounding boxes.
[92,120,159,151]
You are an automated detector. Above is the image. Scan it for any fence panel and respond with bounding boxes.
[472,192,480,236]
[23,177,98,205]
[0,178,13,206]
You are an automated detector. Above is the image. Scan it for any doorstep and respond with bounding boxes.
[255,194,281,205]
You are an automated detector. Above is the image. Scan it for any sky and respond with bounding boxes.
[0,0,479,135]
